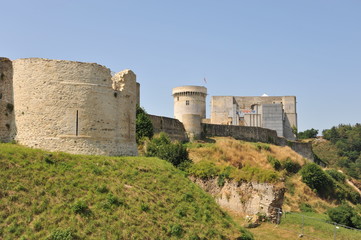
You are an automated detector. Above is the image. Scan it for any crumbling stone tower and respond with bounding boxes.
[11,58,138,156]
[172,86,207,140]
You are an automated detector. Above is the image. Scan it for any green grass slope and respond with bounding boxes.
[0,143,250,240]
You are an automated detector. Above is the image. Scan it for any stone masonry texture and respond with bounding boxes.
[11,58,137,156]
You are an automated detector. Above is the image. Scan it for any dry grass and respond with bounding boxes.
[189,137,335,212]
[283,175,335,212]
[188,137,306,170]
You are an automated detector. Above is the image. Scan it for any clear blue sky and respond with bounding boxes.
[2,0,360,133]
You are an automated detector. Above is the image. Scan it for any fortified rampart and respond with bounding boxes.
[202,123,279,143]
[147,114,188,142]
[202,123,314,161]
[2,58,138,156]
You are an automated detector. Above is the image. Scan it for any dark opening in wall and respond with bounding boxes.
[186,100,189,105]
[6,103,13,112]
[114,92,118,98]
[76,110,79,136]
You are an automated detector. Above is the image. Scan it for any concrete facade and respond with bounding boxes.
[211,95,297,140]
[3,58,138,156]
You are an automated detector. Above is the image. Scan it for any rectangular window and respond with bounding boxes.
[186,100,189,105]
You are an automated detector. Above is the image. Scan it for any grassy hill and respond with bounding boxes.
[186,137,360,211]
[0,143,251,240]
[186,137,361,239]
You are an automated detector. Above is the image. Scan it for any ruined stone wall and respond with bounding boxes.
[202,123,279,143]
[203,123,315,161]
[287,141,315,162]
[0,58,15,142]
[12,58,137,156]
[148,114,188,142]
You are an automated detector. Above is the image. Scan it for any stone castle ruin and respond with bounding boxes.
[0,57,138,156]
[172,86,297,141]
[167,85,314,161]
[1,57,314,161]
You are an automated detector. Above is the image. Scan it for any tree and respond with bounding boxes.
[327,204,361,228]
[300,163,333,197]
[136,105,154,143]
[145,132,190,167]
[298,128,318,139]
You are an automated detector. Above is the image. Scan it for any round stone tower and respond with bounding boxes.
[172,86,207,140]
[12,58,138,156]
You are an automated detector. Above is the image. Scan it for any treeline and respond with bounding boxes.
[322,124,361,179]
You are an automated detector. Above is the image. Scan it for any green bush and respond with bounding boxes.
[298,128,318,139]
[145,132,190,167]
[327,204,361,228]
[136,105,154,143]
[325,169,346,182]
[299,203,314,212]
[188,161,219,179]
[282,158,301,174]
[267,155,281,171]
[169,224,183,237]
[72,200,91,216]
[254,143,271,152]
[300,163,334,197]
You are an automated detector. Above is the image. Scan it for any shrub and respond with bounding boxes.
[267,155,281,171]
[136,105,154,143]
[254,143,270,152]
[72,200,91,216]
[107,194,124,206]
[188,161,219,179]
[299,203,314,212]
[145,132,190,167]
[140,203,150,212]
[169,224,183,237]
[327,204,361,228]
[300,163,334,197]
[282,158,301,174]
[298,128,318,139]
[325,169,346,182]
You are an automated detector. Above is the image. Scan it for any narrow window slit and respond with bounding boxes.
[76,110,79,136]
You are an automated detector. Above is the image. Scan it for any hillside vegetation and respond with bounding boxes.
[187,137,306,184]
[322,124,361,179]
[187,137,360,212]
[186,137,361,239]
[0,143,251,239]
